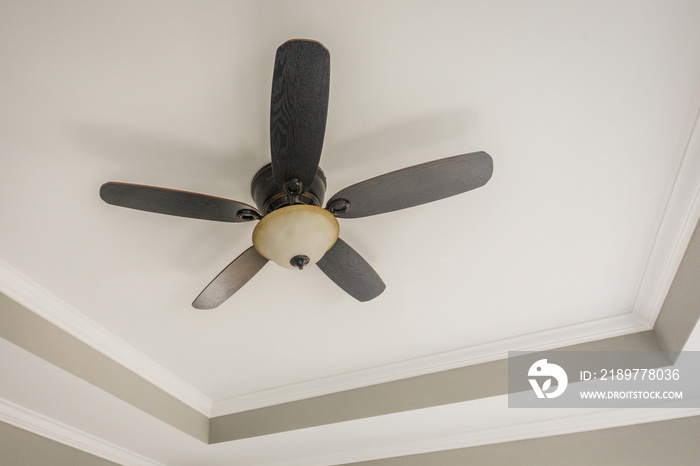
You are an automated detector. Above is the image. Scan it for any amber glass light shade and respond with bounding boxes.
[252,205,339,269]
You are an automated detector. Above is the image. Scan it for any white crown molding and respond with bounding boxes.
[274,404,700,466]
[211,312,647,416]
[0,260,212,416]
[0,252,649,420]
[0,243,649,420]
[632,106,700,324]
[0,397,164,466]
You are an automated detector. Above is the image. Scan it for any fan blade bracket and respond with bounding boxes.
[282,178,304,196]
[236,209,262,222]
[326,198,351,216]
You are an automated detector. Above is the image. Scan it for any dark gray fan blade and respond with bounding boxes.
[326,151,493,218]
[270,39,330,192]
[100,182,260,222]
[192,246,268,309]
[317,238,385,302]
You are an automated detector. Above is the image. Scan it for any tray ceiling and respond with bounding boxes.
[1,0,700,443]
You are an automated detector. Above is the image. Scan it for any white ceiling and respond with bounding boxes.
[1,1,700,463]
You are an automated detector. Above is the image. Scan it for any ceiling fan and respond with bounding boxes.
[100,39,493,309]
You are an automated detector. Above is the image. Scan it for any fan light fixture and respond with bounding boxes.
[99,39,493,309]
[252,205,339,269]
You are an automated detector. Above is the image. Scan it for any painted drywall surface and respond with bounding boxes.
[0,421,120,466]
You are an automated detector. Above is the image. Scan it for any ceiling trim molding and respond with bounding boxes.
[0,291,210,442]
[208,330,664,443]
[0,259,212,416]
[632,105,700,324]
[0,253,648,419]
[211,313,647,415]
[0,397,163,466]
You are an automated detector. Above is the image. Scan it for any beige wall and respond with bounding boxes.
[344,415,700,466]
[0,421,120,466]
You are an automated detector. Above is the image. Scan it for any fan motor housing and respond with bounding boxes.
[251,163,327,216]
